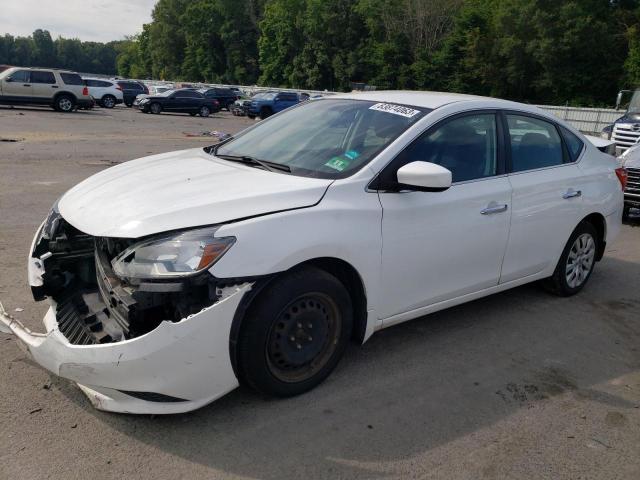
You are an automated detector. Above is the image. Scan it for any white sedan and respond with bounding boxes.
[0,91,625,414]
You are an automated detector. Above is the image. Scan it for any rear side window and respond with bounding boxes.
[506,115,564,172]
[60,73,83,85]
[31,71,55,84]
[560,127,584,162]
[277,93,298,101]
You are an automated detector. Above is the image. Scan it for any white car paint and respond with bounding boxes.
[83,77,124,107]
[1,91,624,414]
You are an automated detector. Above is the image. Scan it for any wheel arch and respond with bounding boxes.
[228,256,368,382]
[581,212,607,261]
[53,91,77,103]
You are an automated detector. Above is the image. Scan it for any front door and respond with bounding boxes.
[377,112,512,322]
[1,69,33,101]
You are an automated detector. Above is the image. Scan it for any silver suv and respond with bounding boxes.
[0,67,93,112]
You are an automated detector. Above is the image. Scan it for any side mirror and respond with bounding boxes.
[396,161,452,192]
[5,76,12,82]
[616,91,623,111]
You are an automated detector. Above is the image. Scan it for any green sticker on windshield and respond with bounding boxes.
[325,151,359,172]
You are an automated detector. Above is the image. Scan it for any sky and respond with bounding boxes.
[0,0,157,43]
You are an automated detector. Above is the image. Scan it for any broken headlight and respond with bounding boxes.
[111,227,235,280]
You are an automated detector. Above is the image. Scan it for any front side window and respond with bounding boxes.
[176,90,201,98]
[9,70,30,82]
[31,71,55,84]
[216,99,428,179]
[389,113,498,184]
[507,114,564,172]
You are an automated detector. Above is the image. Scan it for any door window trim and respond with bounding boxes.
[369,109,506,192]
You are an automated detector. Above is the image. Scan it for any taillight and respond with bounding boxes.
[615,167,628,191]
[82,86,89,96]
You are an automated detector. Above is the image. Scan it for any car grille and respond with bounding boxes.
[626,167,640,204]
[612,124,640,152]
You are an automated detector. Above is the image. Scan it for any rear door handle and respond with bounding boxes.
[481,203,508,215]
[23,84,30,87]
[562,189,582,199]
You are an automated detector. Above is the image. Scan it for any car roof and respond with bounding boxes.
[331,90,530,110]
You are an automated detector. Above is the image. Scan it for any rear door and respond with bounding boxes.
[1,69,33,101]
[500,112,585,283]
[30,70,57,102]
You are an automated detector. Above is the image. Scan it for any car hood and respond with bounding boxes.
[58,148,332,238]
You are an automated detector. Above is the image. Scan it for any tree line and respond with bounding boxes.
[4,1,640,106]
[0,29,123,75]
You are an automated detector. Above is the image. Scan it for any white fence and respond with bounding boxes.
[536,105,621,134]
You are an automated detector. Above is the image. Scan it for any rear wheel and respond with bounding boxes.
[237,266,353,397]
[543,221,598,296]
[55,95,75,113]
[101,95,116,108]
[199,106,211,117]
[150,102,162,114]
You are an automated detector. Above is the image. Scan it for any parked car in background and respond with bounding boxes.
[198,87,240,110]
[116,80,149,107]
[1,91,624,414]
[618,144,640,217]
[83,78,123,108]
[138,88,220,116]
[247,91,301,119]
[0,67,92,112]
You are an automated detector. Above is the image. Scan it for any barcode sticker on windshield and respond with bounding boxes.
[369,103,420,118]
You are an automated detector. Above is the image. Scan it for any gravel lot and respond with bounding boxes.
[1,104,639,480]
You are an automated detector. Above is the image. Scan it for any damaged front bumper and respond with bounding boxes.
[0,285,250,414]
[1,214,253,414]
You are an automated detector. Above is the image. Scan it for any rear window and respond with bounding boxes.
[31,71,55,84]
[60,73,83,85]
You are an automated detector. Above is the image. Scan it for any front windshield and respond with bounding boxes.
[629,90,640,113]
[215,99,428,179]
[158,89,175,97]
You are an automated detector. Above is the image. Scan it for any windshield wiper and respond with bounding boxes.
[215,154,291,173]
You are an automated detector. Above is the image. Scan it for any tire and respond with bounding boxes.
[125,102,133,107]
[55,95,75,113]
[237,265,353,397]
[101,95,116,108]
[259,107,273,120]
[543,221,599,296]
[247,114,256,119]
[149,102,162,114]
[623,206,631,220]
[199,106,211,117]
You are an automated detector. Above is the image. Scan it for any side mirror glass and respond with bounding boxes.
[396,161,452,192]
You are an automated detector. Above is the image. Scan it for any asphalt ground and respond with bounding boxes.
[0,104,639,480]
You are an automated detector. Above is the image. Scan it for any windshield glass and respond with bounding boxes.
[158,89,175,97]
[215,98,428,179]
[629,90,640,113]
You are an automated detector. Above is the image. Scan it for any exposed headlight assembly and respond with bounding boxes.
[111,227,235,280]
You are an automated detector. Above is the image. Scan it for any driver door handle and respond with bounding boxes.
[481,203,508,215]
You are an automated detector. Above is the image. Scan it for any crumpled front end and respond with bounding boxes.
[1,212,251,414]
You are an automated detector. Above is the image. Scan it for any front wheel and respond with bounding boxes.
[199,106,210,117]
[259,107,272,120]
[237,266,353,397]
[149,102,162,114]
[543,221,598,296]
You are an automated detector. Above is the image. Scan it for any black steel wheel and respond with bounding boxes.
[237,265,353,397]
